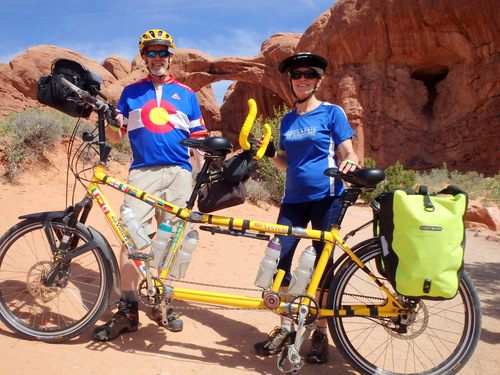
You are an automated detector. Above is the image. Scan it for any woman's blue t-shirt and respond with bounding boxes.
[279,102,355,204]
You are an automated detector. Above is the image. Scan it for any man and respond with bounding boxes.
[93,29,208,341]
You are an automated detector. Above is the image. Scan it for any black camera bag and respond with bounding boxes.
[37,58,103,118]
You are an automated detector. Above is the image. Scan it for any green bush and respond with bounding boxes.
[1,108,65,182]
[0,108,131,182]
[360,159,417,203]
[360,161,499,206]
[250,106,288,206]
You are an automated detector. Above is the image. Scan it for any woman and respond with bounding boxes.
[254,52,360,364]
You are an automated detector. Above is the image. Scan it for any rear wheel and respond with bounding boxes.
[0,219,112,341]
[327,241,481,375]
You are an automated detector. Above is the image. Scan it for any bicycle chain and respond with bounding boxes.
[139,278,386,315]
[147,278,321,323]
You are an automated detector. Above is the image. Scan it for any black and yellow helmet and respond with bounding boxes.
[139,29,176,54]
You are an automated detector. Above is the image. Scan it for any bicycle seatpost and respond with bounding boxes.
[332,187,362,229]
[185,156,216,210]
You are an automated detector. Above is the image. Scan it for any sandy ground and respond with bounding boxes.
[0,153,498,375]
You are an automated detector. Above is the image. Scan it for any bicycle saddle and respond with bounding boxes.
[324,167,385,189]
[180,137,233,157]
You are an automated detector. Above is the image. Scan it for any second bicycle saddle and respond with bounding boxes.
[180,137,233,157]
[324,167,385,189]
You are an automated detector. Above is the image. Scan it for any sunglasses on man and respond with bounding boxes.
[290,70,319,80]
[145,50,170,58]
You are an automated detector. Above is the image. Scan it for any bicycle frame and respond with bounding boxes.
[48,88,404,322]
[86,162,405,318]
[0,70,481,375]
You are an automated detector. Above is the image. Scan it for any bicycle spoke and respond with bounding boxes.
[0,219,112,341]
[328,241,481,375]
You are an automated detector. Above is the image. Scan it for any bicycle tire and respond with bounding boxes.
[327,241,482,375]
[0,218,113,342]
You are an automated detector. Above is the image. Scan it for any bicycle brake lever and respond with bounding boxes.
[105,104,121,129]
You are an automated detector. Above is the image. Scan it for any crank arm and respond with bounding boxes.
[277,304,313,374]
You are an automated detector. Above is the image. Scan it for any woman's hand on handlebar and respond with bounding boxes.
[257,136,276,158]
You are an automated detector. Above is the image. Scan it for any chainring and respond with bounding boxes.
[138,277,163,307]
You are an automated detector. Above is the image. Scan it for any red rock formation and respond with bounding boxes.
[0,0,498,176]
[466,201,500,232]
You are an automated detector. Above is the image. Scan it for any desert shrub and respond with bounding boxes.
[109,134,131,162]
[418,164,499,205]
[1,108,65,182]
[483,175,500,205]
[251,106,288,205]
[0,108,132,182]
[360,159,417,203]
[244,179,272,209]
[360,161,499,206]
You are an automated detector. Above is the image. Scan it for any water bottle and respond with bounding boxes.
[288,246,316,295]
[120,204,151,250]
[149,219,173,268]
[254,236,282,288]
[169,230,199,279]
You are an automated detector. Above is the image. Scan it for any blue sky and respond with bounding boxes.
[0,0,337,102]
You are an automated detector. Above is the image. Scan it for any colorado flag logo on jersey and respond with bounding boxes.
[140,99,177,133]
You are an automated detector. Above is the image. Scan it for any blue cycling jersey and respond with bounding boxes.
[118,75,207,171]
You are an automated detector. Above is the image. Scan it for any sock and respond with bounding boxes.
[317,326,328,335]
[122,290,137,302]
[281,323,294,333]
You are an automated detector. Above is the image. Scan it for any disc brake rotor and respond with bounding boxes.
[384,300,429,339]
[26,261,63,302]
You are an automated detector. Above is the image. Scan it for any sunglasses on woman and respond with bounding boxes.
[290,70,319,80]
[145,50,170,58]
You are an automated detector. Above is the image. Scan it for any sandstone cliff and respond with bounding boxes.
[0,0,498,175]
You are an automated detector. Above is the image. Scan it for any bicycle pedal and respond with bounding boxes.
[128,252,153,261]
[277,344,303,374]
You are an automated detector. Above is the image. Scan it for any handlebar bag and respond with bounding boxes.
[222,150,258,182]
[374,185,468,300]
[197,180,246,213]
[37,58,103,118]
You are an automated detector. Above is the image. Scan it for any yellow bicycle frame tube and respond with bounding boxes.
[89,164,405,317]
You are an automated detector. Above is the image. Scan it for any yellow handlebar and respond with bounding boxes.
[238,99,272,160]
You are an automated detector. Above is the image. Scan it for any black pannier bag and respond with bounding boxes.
[37,58,104,118]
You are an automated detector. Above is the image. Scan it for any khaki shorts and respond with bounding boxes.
[123,165,192,235]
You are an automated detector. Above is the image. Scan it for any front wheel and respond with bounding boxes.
[0,218,113,341]
[327,241,481,375]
